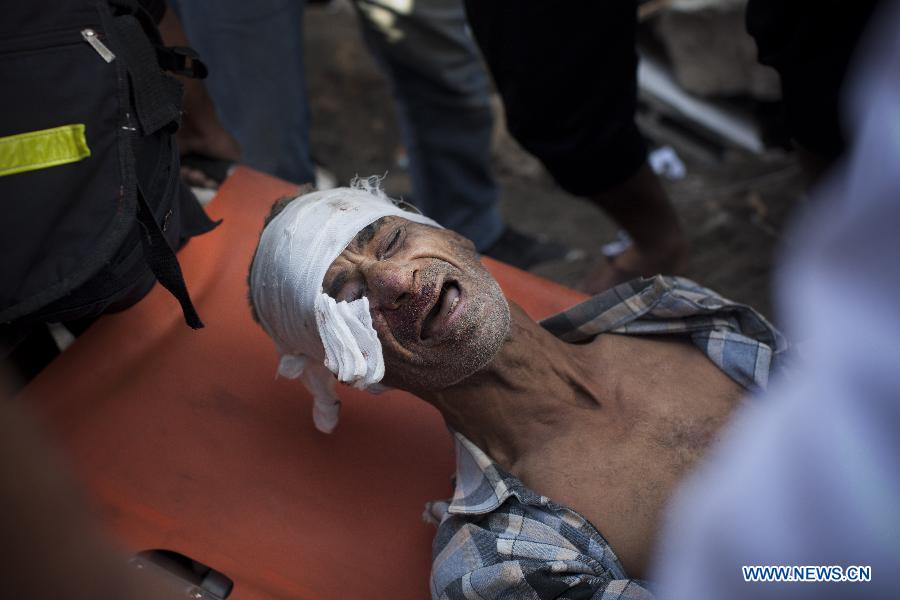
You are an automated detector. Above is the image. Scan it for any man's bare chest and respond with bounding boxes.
[514,335,746,575]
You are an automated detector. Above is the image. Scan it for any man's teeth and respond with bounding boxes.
[422,283,460,339]
[443,284,460,316]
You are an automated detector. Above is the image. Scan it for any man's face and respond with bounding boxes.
[323,216,510,392]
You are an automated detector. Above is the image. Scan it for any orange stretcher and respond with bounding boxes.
[20,167,586,599]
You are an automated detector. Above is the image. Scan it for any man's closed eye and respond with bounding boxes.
[379,226,405,259]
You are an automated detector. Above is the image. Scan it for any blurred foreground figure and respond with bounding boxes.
[0,393,183,599]
[654,3,900,598]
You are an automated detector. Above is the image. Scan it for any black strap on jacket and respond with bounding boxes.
[106,12,183,135]
[157,45,208,79]
[104,1,208,133]
[135,180,203,329]
[101,0,211,329]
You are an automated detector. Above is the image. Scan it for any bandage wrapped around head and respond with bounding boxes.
[249,179,441,433]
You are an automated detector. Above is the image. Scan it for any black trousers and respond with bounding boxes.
[464,0,646,196]
[746,0,881,161]
[466,0,882,190]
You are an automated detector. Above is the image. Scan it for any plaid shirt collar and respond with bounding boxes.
[448,431,537,515]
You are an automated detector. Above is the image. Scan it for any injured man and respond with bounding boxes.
[248,180,789,599]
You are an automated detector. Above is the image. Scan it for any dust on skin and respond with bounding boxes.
[322,215,511,392]
[318,212,747,578]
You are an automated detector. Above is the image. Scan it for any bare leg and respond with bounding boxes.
[582,163,688,294]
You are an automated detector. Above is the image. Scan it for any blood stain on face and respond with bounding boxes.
[323,216,510,392]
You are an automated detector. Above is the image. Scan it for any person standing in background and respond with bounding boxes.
[745,0,881,182]
[464,0,690,293]
[169,0,568,269]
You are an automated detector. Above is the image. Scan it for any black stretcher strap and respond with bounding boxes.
[135,182,204,329]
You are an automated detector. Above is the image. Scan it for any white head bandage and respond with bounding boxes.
[250,180,441,433]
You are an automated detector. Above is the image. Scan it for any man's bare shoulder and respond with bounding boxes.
[513,332,745,577]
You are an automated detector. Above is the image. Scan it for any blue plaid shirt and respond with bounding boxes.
[426,276,789,599]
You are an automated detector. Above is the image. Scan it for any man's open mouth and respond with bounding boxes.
[421,279,463,340]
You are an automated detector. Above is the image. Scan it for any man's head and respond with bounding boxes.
[322,214,510,392]
[249,180,510,401]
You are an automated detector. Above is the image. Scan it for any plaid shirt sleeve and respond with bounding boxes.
[428,276,789,599]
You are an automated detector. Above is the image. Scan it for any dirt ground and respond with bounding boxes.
[304,5,806,322]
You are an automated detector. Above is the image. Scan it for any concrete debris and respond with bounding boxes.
[654,1,780,100]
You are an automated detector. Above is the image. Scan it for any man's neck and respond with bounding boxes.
[420,303,608,469]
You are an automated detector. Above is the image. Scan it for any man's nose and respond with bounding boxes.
[362,260,416,310]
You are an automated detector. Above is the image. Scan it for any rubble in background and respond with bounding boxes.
[653,0,780,100]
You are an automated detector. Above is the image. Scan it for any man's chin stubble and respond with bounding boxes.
[384,294,511,394]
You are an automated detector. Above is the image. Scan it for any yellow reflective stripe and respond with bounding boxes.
[0,124,91,177]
